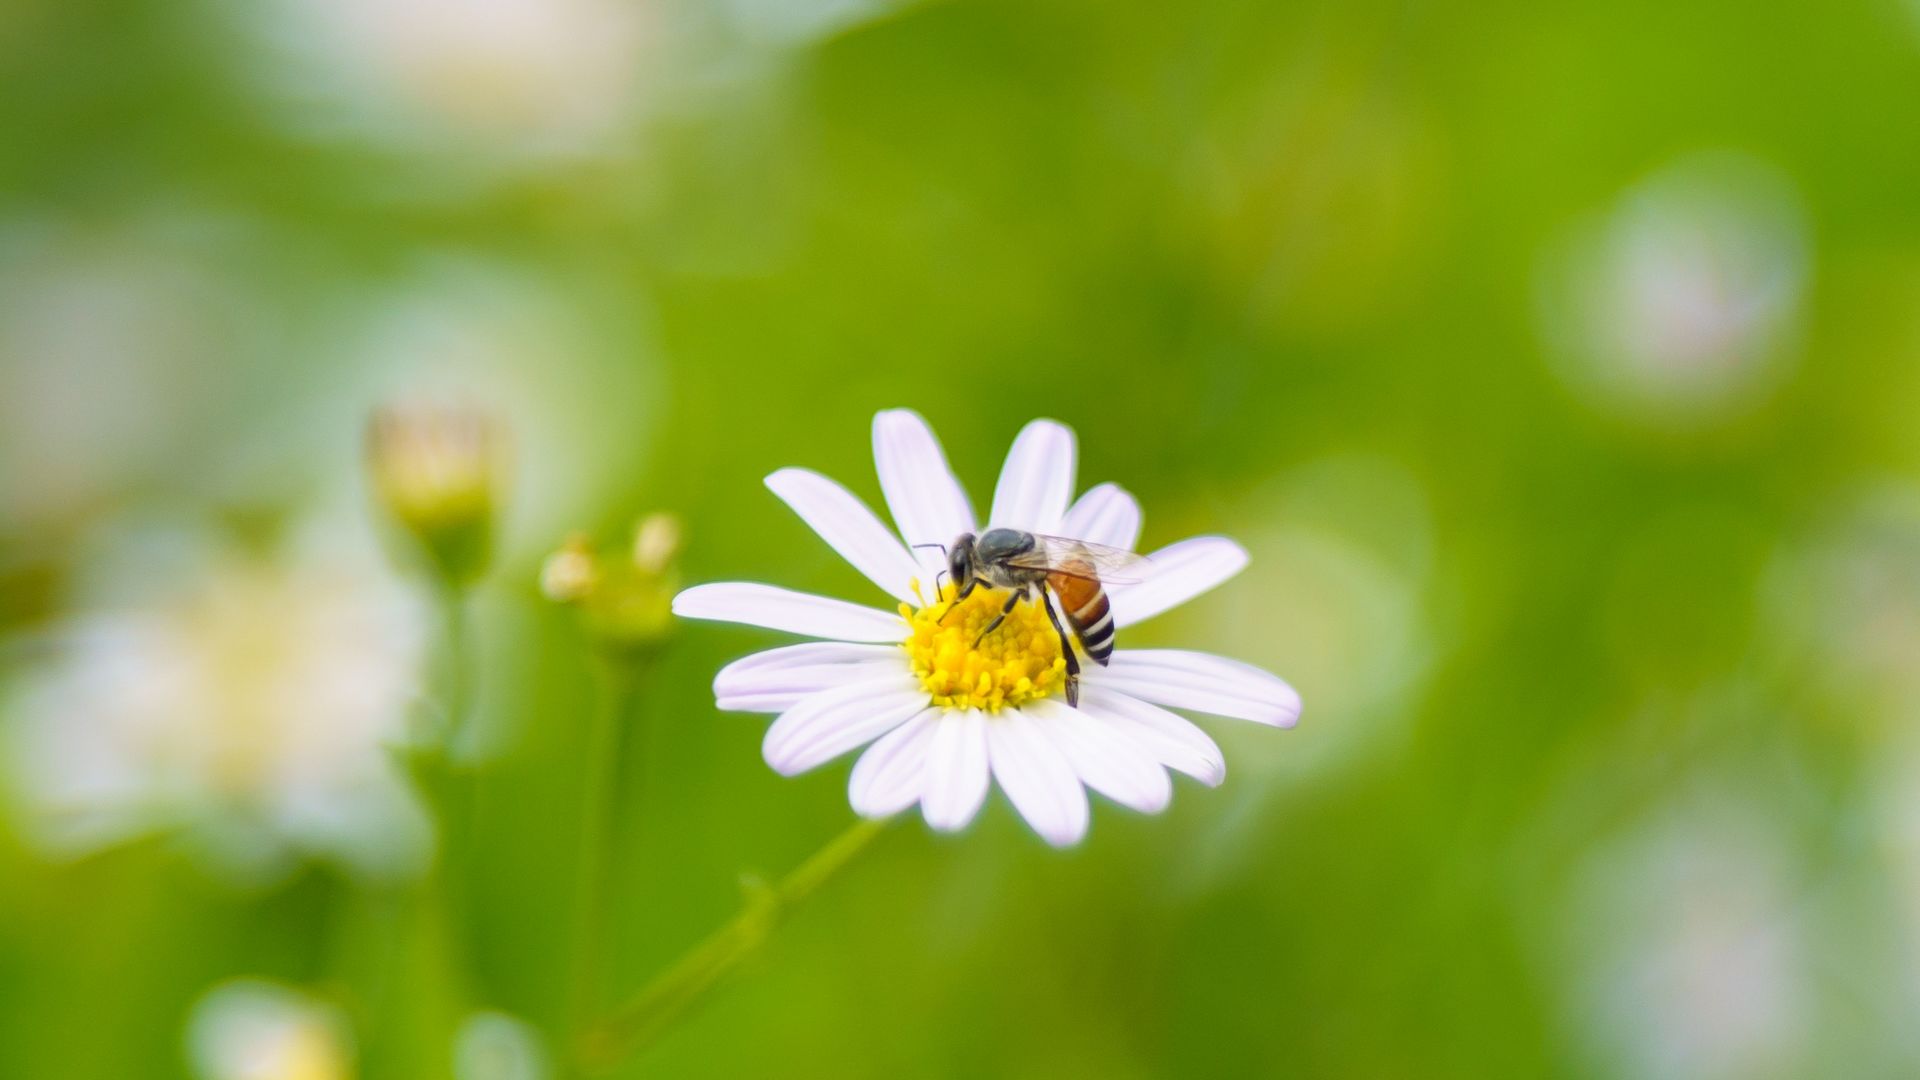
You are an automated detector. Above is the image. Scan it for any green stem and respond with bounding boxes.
[363,581,477,1078]
[427,581,478,915]
[566,662,646,1049]
[575,816,892,1074]
[435,583,473,756]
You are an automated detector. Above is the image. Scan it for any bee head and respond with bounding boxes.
[948,532,977,592]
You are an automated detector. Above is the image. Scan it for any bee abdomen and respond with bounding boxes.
[1068,589,1115,666]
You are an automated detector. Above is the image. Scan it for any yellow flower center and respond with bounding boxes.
[901,582,1068,712]
[273,1024,349,1080]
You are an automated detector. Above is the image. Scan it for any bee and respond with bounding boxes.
[935,528,1148,708]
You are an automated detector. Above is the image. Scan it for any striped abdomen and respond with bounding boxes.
[1048,567,1114,666]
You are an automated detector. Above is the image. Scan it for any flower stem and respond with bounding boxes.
[574,816,893,1073]
[566,661,647,1049]
[364,581,479,1077]
[435,582,474,755]
[429,581,479,918]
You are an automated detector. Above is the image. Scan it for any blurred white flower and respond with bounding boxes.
[8,521,430,881]
[1163,456,1435,890]
[0,216,236,533]
[1870,732,1920,1029]
[187,979,351,1080]
[1210,456,1432,763]
[236,0,655,165]
[1564,791,1810,1080]
[1762,484,1920,711]
[1540,152,1808,427]
[453,1011,548,1080]
[714,0,911,47]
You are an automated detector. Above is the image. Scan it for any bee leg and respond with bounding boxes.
[972,590,1024,647]
[939,580,975,624]
[1038,587,1082,708]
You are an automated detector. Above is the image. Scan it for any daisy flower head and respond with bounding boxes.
[8,520,431,881]
[186,979,351,1080]
[673,410,1300,847]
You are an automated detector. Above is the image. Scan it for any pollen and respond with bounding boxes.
[901,581,1068,712]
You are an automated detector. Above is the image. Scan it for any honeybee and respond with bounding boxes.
[936,528,1149,708]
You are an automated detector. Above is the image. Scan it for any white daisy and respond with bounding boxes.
[7,520,431,881]
[1539,151,1806,427]
[673,409,1300,847]
[453,1010,550,1080]
[186,979,351,1080]
[1564,792,1810,1080]
[235,0,653,166]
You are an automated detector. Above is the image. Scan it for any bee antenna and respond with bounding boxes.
[911,542,949,556]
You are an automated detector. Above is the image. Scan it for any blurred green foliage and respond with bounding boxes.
[4,0,1920,1077]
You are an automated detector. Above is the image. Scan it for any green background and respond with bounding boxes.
[4,0,1920,1076]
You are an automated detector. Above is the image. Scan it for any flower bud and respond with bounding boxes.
[543,514,683,657]
[366,404,502,587]
[540,533,600,603]
[631,513,683,576]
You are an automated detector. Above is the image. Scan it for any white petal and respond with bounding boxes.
[762,677,927,777]
[1096,650,1301,728]
[1077,686,1226,786]
[1059,482,1141,551]
[848,710,939,818]
[713,642,905,713]
[921,710,990,833]
[1023,697,1171,813]
[872,409,976,580]
[1110,537,1248,627]
[673,583,905,643]
[766,468,921,603]
[986,711,1089,847]
[989,419,1077,534]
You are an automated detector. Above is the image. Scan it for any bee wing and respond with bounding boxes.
[1001,534,1150,584]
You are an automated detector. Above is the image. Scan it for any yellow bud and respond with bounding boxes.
[631,513,683,576]
[540,534,600,603]
[366,404,502,587]
[545,513,684,658]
